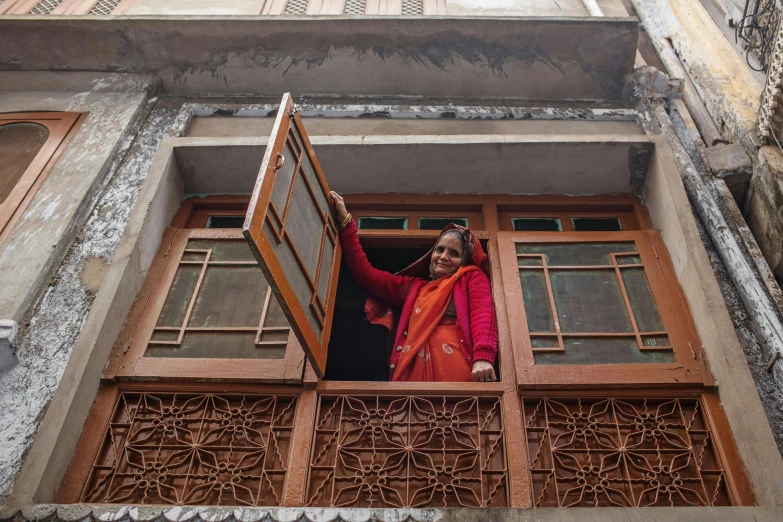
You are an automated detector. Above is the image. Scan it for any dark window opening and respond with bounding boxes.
[325,246,428,381]
[357,216,408,230]
[512,217,562,232]
[206,215,246,228]
[325,240,497,382]
[572,217,622,231]
[419,217,468,230]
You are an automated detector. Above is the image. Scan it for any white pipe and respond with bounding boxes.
[580,0,605,17]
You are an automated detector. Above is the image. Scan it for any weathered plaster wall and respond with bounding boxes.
[0,72,158,324]
[0,98,188,505]
[186,116,645,137]
[0,17,638,101]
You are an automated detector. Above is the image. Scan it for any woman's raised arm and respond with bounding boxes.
[330,192,414,307]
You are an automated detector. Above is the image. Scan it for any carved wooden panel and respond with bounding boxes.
[78,392,297,506]
[522,397,732,507]
[306,395,508,508]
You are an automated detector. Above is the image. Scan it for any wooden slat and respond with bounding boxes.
[282,389,317,505]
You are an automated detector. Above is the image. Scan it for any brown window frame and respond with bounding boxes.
[0,112,81,242]
[106,197,306,383]
[498,229,703,388]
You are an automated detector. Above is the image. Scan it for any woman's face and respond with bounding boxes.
[431,233,464,278]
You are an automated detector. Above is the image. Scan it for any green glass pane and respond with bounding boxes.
[622,267,665,332]
[534,337,675,365]
[617,255,641,265]
[550,270,633,333]
[531,336,559,348]
[418,217,468,230]
[146,332,286,359]
[155,265,200,327]
[572,217,622,231]
[642,334,671,347]
[518,257,542,266]
[184,239,255,262]
[515,242,636,266]
[519,269,555,332]
[512,218,561,232]
[357,217,408,230]
[189,266,267,327]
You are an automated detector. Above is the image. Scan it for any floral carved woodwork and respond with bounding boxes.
[522,397,731,507]
[79,392,297,506]
[306,395,508,508]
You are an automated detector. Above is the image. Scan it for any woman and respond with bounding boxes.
[329,192,498,382]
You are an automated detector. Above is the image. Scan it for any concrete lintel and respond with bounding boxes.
[170,134,655,196]
[0,16,638,101]
[0,72,160,94]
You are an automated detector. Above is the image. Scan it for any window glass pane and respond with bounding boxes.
[512,217,561,231]
[571,217,622,231]
[534,337,675,364]
[418,217,468,230]
[206,215,245,228]
[622,267,665,332]
[0,122,49,205]
[357,216,407,230]
[551,270,633,333]
[519,269,555,332]
[516,242,636,265]
[147,239,292,359]
[148,332,286,359]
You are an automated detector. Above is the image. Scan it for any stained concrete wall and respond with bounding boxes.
[0,17,638,101]
[0,71,159,502]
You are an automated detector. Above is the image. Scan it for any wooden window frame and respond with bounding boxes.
[498,229,703,389]
[0,112,81,242]
[64,193,754,508]
[106,202,305,384]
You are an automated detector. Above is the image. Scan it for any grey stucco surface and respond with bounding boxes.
[0,17,637,101]
[0,99,188,504]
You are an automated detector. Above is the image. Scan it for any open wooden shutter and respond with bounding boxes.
[244,93,341,378]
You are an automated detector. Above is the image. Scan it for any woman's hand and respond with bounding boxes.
[328,191,348,222]
[471,360,497,382]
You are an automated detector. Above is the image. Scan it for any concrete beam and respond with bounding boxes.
[170,135,655,196]
[0,16,638,101]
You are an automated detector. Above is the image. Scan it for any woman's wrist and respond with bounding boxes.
[339,213,353,231]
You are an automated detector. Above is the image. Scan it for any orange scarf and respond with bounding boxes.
[392,266,479,381]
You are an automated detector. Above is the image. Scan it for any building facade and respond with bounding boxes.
[0,1,782,520]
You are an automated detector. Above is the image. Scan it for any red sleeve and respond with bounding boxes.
[466,271,498,363]
[339,220,415,307]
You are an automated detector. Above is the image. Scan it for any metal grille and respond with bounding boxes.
[29,0,63,14]
[89,0,121,15]
[401,0,422,15]
[307,395,508,507]
[284,0,308,14]
[343,0,366,14]
[522,397,732,507]
[79,392,298,506]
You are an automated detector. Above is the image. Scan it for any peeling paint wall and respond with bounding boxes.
[0,98,190,503]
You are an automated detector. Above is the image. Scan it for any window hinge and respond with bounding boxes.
[652,243,660,259]
[290,105,299,118]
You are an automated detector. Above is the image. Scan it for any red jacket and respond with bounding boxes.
[340,221,498,372]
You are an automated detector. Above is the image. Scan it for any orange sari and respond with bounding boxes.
[392,266,478,382]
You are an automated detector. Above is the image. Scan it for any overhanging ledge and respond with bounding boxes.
[0,16,638,101]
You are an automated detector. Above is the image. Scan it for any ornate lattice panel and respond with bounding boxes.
[79,392,297,506]
[284,0,308,14]
[89,0,121,15]
[401,0,422,15]
[343,0,366,14]
[307,395,508,508]
[29,0,63,14]
[522,397,732,507]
